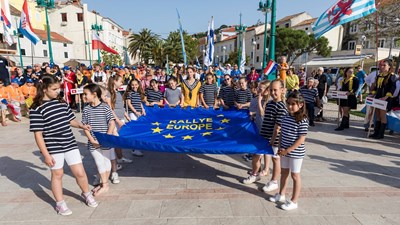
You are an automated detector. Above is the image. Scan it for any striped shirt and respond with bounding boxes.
[280,115,308,158]
[259,100,288,145]
[234,88,252,104]
[128,91,143,113]
[200,83,218,106]
[29,100,78,154]
[82,102,115,150]
[299,86,319,104]
[145,88,163,103]
[218,85,235,106]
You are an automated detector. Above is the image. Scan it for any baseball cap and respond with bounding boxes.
[62,66,70,71]
[26,78,33,83]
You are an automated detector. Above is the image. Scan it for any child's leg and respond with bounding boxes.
[290,158,304,203]
[90,149,111,195]
[271,156,281,182]
[262,154,270,175]
[51,168,65,202]
[251,154,262,174]
[1,109,7,126]
[64,149,89,193]
[279,156,290,195]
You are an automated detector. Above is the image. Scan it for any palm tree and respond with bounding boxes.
[164,30,199,65]
[152,40,166,66]
[128,28,159,64]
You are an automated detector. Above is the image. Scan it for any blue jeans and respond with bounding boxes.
[306,102,315,124]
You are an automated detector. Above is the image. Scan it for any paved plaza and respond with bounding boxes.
[0,105,399,225]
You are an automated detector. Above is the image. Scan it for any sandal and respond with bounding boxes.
[93,183,109,196]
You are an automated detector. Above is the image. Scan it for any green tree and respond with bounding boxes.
[164,30,199,64]
[152,39,166,67]
[128,28,159,64]
[276,27,331,65]
[101,49,122,66]
[225,50,250,67]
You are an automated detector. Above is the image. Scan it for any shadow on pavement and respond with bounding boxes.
[309,155,400,188]
[0,155,85,207]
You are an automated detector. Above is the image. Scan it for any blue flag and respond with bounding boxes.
[95,107,273,155]
[176,9,187,66]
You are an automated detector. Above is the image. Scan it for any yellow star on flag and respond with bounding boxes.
[216,127,225,130]
[163,133,175,139]
[182,135,194,140]
[217,114,224,117]
[152,127,163,134]
[201,132,213,136]
[221,118,230,124]
[151,122,161,126]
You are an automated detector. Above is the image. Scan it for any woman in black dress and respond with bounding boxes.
[335,67,359,131]
[369,59,397,139]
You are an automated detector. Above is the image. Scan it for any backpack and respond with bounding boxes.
[325,73,333,86]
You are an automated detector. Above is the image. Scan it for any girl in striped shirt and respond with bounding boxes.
[269,91,308,211]
[124,78,146,121]
[234,77,252,109]
[144,79,163,107]
[199,73,218,109]
[82,84,116,197]
[29,75,98,216]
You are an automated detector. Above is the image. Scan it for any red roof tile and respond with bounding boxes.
[32,29,73,43]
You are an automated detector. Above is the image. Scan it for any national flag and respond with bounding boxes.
[1,0,12,28]
[94,106,273,155]
[19,0,39,45]
[204,17,214,67]
[263,60,278,76]
[313,0,376,38]
[92,31,119,54]
[176,9,187,66]
[240,34,246,73]
[2,22,13,45]
[195,56,200,68]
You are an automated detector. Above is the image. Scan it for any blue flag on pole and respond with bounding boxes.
[176,9,187,66]
[94,107,273,155]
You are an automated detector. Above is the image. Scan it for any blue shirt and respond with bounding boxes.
[356,70,366,84]
[230,70,242,80]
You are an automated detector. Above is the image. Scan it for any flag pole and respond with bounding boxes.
[176,9,187,66]
[166,54,170,75]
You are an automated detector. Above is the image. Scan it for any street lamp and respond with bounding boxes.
[252,41,257,66]
[216,55,219,64]
[36,0,55,64]
[222,46,226,63]
[361,35,366,68]
[268,0,277,79]
[91,12,103,64]
[258,0,271,78]
[235,13,247,69]
[305,32,311,77]
[136,49,141,65]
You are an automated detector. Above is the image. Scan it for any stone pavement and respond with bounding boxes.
[0,111,399,225]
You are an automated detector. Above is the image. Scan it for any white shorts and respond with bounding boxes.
[129,113,138,121]
[281,156,303,173]
[51,149,83,170]
[272,146,280,159]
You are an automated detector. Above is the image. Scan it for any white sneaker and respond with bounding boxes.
[242,174,260,184]
[92,175,101,186]
[131,150,144,157]
[55,202,72,216]
[117,157,133,164]
[117,164,123,171]
[262,180,279,192]
[281,200,298,210]
[268,193,285,203]
[110,172,120,184]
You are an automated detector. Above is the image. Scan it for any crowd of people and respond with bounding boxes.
[1,53,399,215]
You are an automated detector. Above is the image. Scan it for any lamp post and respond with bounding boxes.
[235,13,247,69]
[136,49,141,65]
[222,46,226,63]
[36,0,55,64]
[202,49,206,67]
[268,0,277,79]
[305,32,311,77]
[258,0,271,78]
[85,40,92,66]
[252,41,257,66]
[361,35,366,69]
[91,12,103,64]
[216,55,219,64]
[13,29,23,69]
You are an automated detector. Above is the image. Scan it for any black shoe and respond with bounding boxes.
[369,121,381,138]
[375,123,386,139]
[309,122,315,127]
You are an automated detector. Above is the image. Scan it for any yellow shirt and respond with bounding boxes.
[181,79,201,107]
[20,84,37,98]
[279,63,288,81]
[286,74,299,91]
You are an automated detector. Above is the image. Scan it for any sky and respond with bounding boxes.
[82,0,338,37]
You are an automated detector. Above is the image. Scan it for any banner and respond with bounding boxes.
[313,0,376,38]
[95,107,273,155]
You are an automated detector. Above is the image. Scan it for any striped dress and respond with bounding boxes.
[200,83,218,106]
[280,115,308,158]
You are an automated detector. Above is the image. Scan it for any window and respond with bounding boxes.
[285,23,289,28]
[394,38,399,48]
[378,39,385,48]
[349,24,358,33]
[364,40,370,49]
[251,52,253,59]
[256,56,259,62]
[348,40,356,50]
[63,43,68,47]
[64,52,68,58]
[112,25,115,30]
[257,44,260,50]
[61,13,67,22]
[221,46,223,51]
[42,40,46,45]
[379,17,386,25]
[77,13,83,22]
[365,22,372,31]
[305,27,309,31]
[21,49,26,56]
[230,44,232,50]
[43,50,48,57]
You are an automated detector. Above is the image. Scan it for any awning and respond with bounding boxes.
[304,55,371,67]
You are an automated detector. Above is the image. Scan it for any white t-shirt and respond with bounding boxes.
[365,71,377,87]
